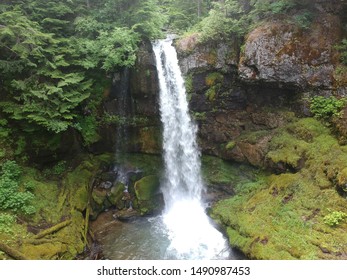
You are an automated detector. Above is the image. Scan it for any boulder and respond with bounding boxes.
[134,175,163,215]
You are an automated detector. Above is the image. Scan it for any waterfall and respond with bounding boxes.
[153,37,230,259]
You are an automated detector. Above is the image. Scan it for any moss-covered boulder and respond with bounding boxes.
[134,175,163,215]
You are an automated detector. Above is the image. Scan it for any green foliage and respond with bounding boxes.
[75,27,140,71]
[0,9,93,133]
[309,96,345,120]
[159,0,211,32]
[1,160,21,180]
[74,115,100,145]
[323,210,347,227]
[102,113,150,126]
[43,160,68,177]
[197,0,249,41]
[293,11,313,29]
[0,213,16,233]
[15,137,26,156]
[336,39,347,66]
[83,0,165,40]
[0,0,166,136]
[192,111,207,121]
[250,0,296,17]
[0,119,9,139]
[0,160,35,215]
[194,0,314,43]
[205,72,223,86]
[51,161,67,176]
[205,86,219,101]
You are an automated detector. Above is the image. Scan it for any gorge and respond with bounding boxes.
[1,0,347,260]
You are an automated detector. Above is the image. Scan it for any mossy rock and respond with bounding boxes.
[134,175,160,201]
[212,117,347,259]
[109,182,126,209]
[134,175,162,215]
[11,154,114,259]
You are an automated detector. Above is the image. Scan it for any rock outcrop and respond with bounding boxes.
[173,3,346,169]
[239,18,341,90]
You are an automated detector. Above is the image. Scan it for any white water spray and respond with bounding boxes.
[153,37,230,259]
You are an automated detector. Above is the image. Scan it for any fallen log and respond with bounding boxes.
[0,243,27,260]
[34,219,72,239]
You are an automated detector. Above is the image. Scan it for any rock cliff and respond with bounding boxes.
[173,1,347,169]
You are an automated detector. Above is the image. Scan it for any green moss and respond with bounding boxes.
[267,131,309,168]
[0,154,115,259]
[238,130,270,145]
[109,182,126,208]
[201,155,259,187]
[212,117,347,259]
[120,153,163,176]
[192,111,207,121]
[205,72,223,87]
[134,175,161,215]
[205,86,218,101]
[185,74,194,93]
[134,175,160,201]
[225,141,236,150]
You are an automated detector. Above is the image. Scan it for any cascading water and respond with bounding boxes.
[153,37,230,259]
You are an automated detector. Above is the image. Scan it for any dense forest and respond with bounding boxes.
[1,0,347,260]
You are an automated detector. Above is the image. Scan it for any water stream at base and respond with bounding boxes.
[94,212,245,260]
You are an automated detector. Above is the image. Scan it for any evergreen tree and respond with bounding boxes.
[0,0,165,133]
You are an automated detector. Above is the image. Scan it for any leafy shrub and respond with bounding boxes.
[0,160,35,215]
[323,210,347,227]
[310,96,345,120]
[75,115,101,145]
[0,213,16,233]
[52,161,67,176]
[43,160,68,177]
[1,160,21,180]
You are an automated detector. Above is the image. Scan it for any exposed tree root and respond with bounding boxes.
[0,243,27,260]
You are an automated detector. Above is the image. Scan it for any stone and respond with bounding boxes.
[239,16,341,89]
[175,34,240,75]
[134,175,163,215]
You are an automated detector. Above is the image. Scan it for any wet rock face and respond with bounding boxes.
[239,17,341,89]
[172,6,345,168]
[130,40,160,117]
[91,40,161,155]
